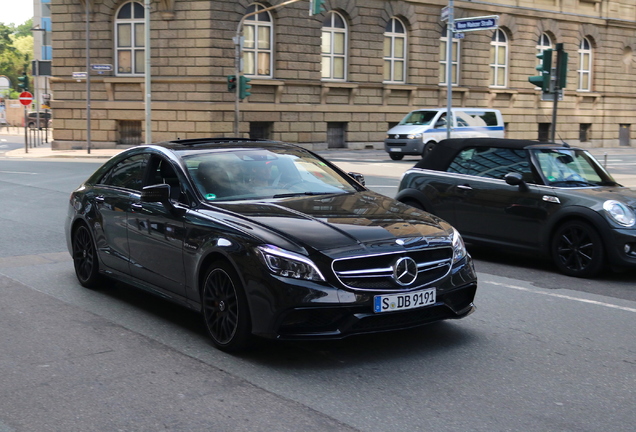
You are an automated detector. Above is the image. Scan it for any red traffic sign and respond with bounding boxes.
[19,91,33,106]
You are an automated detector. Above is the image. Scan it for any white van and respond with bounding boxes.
[384,108,504,160]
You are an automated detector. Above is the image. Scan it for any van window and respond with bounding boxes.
[454,110,499,127]
[398,111,437,126]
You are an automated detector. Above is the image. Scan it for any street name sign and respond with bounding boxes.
[91,64,113,72]
[72,71,87,80]
[441,6,449,22]
[19,91,33,106]
[454,15,499,32]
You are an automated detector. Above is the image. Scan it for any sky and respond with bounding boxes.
[0,0,34,26]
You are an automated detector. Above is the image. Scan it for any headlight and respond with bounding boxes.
[407,133,423,140]
[386,134,390,139]
[451,228,467,264]
[603,200,636,227]
[256,245,325,281]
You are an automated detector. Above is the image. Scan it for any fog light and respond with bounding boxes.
[625,243,632,254]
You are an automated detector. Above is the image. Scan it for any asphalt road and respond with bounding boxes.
[0,156,635,431]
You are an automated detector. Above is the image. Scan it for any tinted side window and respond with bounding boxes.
[100,154,148,191]
[448,147,531,180]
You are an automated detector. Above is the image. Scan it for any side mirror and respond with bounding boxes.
[504,172,529,192]
[348,172,365,186]
[141,183,171,203]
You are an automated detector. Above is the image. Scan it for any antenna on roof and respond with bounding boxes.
[556,133,569,147]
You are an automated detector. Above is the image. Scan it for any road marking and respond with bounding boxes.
[484,280,636,313]
[0,170,37,175]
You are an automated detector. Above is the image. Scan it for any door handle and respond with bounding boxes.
[95,195,105,202]
[131,202,143,209]
[457,184,473,190]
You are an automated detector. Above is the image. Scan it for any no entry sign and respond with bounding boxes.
[19,91,33,106]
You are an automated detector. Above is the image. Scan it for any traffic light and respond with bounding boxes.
[309,0,325,16]
[528,48,552,92]
[17,73,29,92]
[239,75,251,100]
[227,75,237,92]
[557,50,568,90]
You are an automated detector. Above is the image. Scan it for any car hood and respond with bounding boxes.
[554,186,636,207]
[205,191,451,256]
[387,124,432,136]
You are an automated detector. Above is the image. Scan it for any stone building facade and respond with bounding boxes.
[50,0,636,150]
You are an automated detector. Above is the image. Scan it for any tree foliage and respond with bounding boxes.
[0,20,33,97]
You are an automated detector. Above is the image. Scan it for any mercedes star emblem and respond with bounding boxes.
[392,257,418,286]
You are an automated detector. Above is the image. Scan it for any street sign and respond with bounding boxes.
[91,64,113,72]
[441,6,449,22]
[19,91,33,106]
[454,15,499,32]
[454,33,465,40]
[72,71,87,80]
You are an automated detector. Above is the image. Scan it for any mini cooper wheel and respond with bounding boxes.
[551,221,604,278]
[201,261,252,352]
[72,224,102,288]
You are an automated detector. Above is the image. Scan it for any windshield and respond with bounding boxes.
[398,111,438,126]
[183,148,360,201]
[531,148,617,187]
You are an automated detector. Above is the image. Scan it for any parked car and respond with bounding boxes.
[396,138,636,277]
[26,111,51,128]
[384,108,504,160]
[65,138,477,351]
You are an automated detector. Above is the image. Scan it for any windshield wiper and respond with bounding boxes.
[272,191,340,198]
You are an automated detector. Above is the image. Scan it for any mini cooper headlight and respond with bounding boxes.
[256,245,325,281]
[451,228,468,264]
[603,200,636,227]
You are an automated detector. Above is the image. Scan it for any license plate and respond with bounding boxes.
[390,148,402,152]
[373,288,436,313]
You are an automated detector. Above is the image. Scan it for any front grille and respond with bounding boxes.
[332,247,453,292]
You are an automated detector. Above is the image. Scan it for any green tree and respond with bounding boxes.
[0,22,32,94]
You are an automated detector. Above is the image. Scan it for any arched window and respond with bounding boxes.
[244,3,273,78]
[489,29,508,88]
[578,37,592,91]
[383,18,407,83]
[439,25,460,85]
[115,1,145,75]
[536,33,553,59]
[321,11,347,80]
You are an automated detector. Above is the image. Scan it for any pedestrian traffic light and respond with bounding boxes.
[528,48,552,92]
[227,75,237,92]
[239,75,251,100]
[309,0,325,16]
[17,73,29,92]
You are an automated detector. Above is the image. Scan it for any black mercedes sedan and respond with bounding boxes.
[66,138,477,351]
[396,138,636,278]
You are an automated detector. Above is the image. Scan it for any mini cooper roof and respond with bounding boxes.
[414,138,577,171]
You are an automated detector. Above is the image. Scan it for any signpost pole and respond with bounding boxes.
[23,105,27,154]
[446,0,454,140]
[85,1,91,154]
[144,0,151,144]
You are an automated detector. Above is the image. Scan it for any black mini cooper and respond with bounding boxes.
[396,138,636,278]
[66,138,477,351]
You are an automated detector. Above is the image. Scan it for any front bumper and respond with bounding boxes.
[246,257,478,340]
[384,139,425,156]
[606,227,636,269]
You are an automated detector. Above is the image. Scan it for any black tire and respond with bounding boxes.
[551,221,604,278]
[72,224,102,288]
[201,261,252,352]
[389,153,404,161]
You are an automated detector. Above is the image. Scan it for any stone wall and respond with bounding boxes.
[49,0,636,149]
